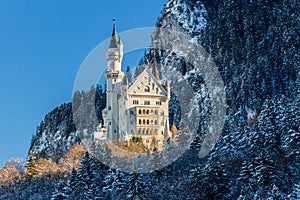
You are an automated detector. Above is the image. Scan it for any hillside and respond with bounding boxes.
[2,0,299,199]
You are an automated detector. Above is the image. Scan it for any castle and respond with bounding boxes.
[94,23,171,150]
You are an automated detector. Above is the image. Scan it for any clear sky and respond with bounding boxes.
[0,0,168,166]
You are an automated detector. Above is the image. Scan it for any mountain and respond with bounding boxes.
[23,0,300,199]
[29,85,106,162]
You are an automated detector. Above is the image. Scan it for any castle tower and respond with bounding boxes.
[105,20,124,142]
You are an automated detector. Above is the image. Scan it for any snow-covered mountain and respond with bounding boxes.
[29,85,106,162]
[24,0,300,198]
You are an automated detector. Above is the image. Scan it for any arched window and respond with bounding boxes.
[139,119,141,124]
[144,86,150,92]
[147,120,149,125]
[143,119,146,124]
[139,109,141,114]
[143,110,146,114]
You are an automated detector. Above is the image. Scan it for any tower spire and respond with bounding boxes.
[152,58,160,81]
[112,18,117,37]
[109,19,119,48]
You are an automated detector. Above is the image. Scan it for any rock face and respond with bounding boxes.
[29,0,299,167]
[23,0,300,198]
[29,86,106,162]
[29,103,78,162]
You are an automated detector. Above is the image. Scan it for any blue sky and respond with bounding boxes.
[0,0,168,166]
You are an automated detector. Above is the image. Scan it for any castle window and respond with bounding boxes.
[156,101,161,105]
[143,110,145,114]
[154,110,158,115]
[143,119,146,124]
[152,83,155,90]
[147,120,149,125]
[130,111,134,115]
[161,131,164,135]
[144,86,150,92]
[161,111,164,116]
[144,101,150,105]
[139,119,141,124]
[109,106,111,110]
[156,88,158,94]
[139,109,141,114]
[146,110,149,114]
[155,120,157,125]
[133,100,139,105]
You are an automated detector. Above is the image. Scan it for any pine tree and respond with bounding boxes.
[238,158,256,198]
[126,66,133,83]
[64,168,77,197]
[288,182,300,199]
[64,152,96,199]
[252,148,277,199]
[25,152,37,179]
[103,168,126,199]
[126,173,147,200]
[201,152,229,199]
[190,163,202,192]
[51,180,67,200]
[91,158,109,198]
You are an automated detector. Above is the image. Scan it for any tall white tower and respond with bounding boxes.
[105,21,124,142]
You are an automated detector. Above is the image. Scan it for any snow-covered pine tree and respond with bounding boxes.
[65,152,95,199]
[90,156,109,198]
[125,65,133,83]
[126,173,147,200]
[252,148,277,199]
[201,152,229,199]
[288,182,300,199]
[103,168,126,199]
[51,180,67,200]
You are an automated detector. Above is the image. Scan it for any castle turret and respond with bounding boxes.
[105,20,124,142]
[106,20,123,71]
[165,79,170,101]
[152,56,160,82]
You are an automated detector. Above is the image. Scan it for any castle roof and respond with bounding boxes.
[109,20,120,49]
[127,66,167,96]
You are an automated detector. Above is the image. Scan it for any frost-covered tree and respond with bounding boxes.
[201,152,229,199]
[126,173,147,200]
[103,168,126,199]
[59,144,86,175]
[36,157,59,176]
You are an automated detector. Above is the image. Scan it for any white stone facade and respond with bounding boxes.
[95,24,170,149]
